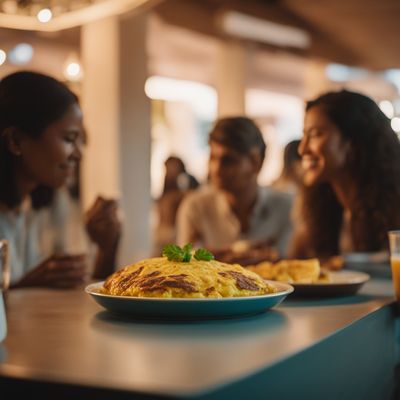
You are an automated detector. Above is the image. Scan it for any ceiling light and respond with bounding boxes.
[325,63,368,82]
[219,11,311,49]
[145,76,217,118]
[385,69,400,93]
[63,53,83,82]
[37,8,52,23]
[64,62,83,81]
[0,49,6,66]
[66,62,81,77]
[391,117,400,133]
[379,100,394,119]
[8,43,34,65]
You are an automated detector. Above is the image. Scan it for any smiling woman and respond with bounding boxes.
[0,71,121,288]
[289,90,400,260]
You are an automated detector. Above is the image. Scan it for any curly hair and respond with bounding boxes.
[293,90,400,258]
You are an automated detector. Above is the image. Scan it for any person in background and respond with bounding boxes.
[0,71,121,288]
[153,156,199,255]
[162,156,199,193]
[271,139,303,194]
[289,90,400,262]
[176,116,293,264]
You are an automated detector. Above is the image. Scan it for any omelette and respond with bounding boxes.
[101,257,277,298]
[247,258,328,284]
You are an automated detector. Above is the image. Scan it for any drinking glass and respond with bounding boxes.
[388,230,400,300]
[0,240,9,341]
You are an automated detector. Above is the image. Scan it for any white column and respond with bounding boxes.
[216,41,246,117]
[119,14,152,264]
[81,14,151,266]
[81,17,120,206]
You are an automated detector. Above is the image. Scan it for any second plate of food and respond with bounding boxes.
[291,270,370,297]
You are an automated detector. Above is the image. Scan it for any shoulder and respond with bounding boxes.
[181,185,217,207]
[260,186,293,208]
[178,185,219,220]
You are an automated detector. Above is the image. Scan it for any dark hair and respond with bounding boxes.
[0,71,78,208]
[296,90,400,257]
[162,156,199,194]
[165,156,185,173]
[209,117,266,161]
[282,139,301,180]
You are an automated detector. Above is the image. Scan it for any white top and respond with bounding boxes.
[0,188,89,285]
[176,185,293,256]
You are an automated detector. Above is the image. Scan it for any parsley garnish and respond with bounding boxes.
[162,244,214,262]
[162,244,185,261]
[194,248,214,261]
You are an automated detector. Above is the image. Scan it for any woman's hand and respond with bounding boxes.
[85,196,121,248]
[13,254,88,289]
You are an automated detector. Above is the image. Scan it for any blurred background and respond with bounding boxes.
[1,0,400,263]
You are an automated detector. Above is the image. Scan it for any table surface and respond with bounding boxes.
[0,276,396,398]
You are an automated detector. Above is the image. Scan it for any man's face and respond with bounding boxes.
[208,141,261,194]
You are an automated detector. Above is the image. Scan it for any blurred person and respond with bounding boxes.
[176,116,293,264]
[289,90,400,262]
[162,156,199,193]
[271,139,303,194]
[153,156,199,255]
[0,71,121,288]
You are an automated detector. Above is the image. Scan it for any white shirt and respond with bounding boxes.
[0,188,89,285]
[176,185,293,256]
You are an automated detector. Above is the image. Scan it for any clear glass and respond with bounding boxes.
[0,240,8,341]
[0,240,9,292]
[388,230,400,300]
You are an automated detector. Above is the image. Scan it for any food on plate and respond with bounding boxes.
[100,244,277,298]
[247,258,330,284]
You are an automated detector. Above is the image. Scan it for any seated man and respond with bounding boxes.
[176,116,293,264]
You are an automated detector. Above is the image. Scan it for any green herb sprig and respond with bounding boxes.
[162,244,214,262]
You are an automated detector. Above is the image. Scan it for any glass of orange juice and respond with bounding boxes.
[388,230,400,300]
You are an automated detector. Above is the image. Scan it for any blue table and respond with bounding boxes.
[0,277,398,399]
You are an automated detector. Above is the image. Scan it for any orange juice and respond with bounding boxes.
[390,256,400,300]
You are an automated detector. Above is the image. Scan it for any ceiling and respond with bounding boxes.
[154,0,400,71]
[0,0,161,31]
[1,0,399,71]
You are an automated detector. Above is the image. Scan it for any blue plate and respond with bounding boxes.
[85,281,293,320]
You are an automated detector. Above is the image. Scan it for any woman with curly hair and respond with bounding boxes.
[289,90,400,260]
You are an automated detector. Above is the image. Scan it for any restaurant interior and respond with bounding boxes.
[1,0,400,262]
[1,1,400,399]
